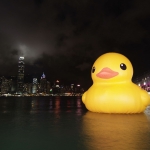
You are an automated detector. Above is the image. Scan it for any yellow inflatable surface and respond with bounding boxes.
[82,52,150,113]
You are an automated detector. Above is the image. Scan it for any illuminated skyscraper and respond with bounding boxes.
[39,72,47,93]
[32,78,38,94]
[17,56,25,94]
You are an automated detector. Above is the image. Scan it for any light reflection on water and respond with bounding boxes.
[0,97,150,150]
[82,109,150,150]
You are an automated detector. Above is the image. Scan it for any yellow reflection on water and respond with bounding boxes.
[82,111,150,150]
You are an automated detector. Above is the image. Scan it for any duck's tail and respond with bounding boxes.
[141,90,150,106]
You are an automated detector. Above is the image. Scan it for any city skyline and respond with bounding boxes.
[0,56,85,95]
[0,56,84,96]
[0,54,91,89]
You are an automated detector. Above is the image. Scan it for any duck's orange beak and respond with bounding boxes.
[96,67,119,79]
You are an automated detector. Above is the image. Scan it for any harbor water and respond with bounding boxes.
[0,96,150,150]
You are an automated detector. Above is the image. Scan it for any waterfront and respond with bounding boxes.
[0,96,150,150]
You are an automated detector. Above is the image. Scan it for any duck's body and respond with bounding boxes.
[82,52,150,113]
[83,82,150,113]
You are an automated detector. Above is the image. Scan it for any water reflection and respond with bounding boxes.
[0,96,86,115]
[82,111,150,150]
[0,96,87,150]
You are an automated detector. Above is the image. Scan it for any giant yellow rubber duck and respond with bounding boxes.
[82,52,150,113]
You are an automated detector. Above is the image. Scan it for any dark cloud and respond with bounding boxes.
[0,0,150,87]
[34,0,44,7]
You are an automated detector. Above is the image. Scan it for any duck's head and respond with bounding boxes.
[91,52,133,84]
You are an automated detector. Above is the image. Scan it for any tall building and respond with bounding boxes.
[17,56,25,94]
[39,72,47,93]
[32,78,38,94]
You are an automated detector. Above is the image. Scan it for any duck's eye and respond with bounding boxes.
[120,63,127,70]
[92,66,95,73]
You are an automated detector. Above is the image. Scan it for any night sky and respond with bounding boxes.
[0,0,150,87]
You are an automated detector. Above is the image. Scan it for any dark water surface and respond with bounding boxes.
[0,96,150,150]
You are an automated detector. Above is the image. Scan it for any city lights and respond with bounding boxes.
[0,57,84,97]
